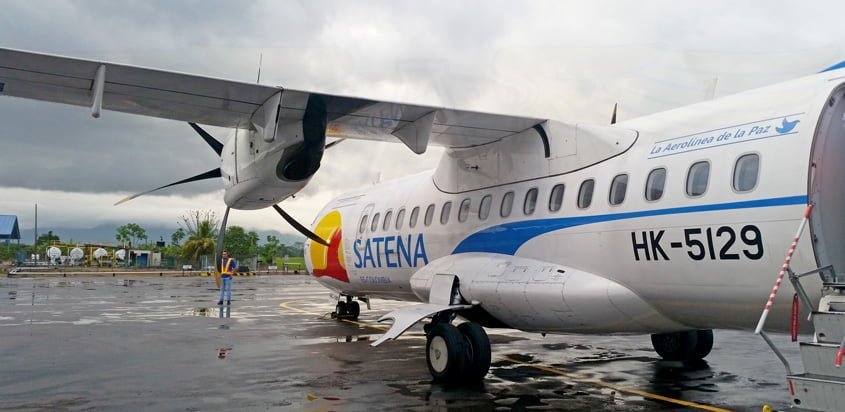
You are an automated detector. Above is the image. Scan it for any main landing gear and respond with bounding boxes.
[334,295,361,320]
[651,329,714,362]
[424,314,491,384]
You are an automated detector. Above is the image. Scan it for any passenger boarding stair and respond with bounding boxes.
[753,205,845,411]
[781,268,845,411]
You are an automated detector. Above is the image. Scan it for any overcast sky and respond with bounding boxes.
[2,0,845,237]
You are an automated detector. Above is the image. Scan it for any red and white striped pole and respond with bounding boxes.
[754,204,813,335]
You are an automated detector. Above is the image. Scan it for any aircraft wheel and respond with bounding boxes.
[335,301,347,317]
[692,329,714,359]
[348,301,360,320]
[458,322,491,381]
[651,330,698,361]
[426,323,467,383]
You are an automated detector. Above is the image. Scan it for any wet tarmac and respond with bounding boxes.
[0,275,801,411]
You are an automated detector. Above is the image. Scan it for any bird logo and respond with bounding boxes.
[775,117,800,134]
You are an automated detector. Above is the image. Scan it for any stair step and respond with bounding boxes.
[821,282,845,290]
[788,373,845,411]
[812,311,845,344]
[800,342,845,378]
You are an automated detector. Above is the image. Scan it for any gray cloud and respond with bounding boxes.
[2,0,845,232]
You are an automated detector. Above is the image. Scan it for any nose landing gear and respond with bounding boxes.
[334,296,361,320]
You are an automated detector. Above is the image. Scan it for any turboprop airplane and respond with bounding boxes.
[2,48,845,385]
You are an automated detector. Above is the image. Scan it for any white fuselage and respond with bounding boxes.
[306,68,845,335]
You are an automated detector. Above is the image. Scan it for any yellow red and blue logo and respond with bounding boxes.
[309,211,349,283]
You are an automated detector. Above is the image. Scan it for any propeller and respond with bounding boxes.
[115,121,330,261]
[114,122,225,205]
[114,168,221,206]
[272,204,329,247]
[189,122,224,156]
[215,206,230,272]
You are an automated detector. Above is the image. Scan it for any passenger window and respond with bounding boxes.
[479,195,492,220]
[609,174,628,205]
[440,201,452,225]
[733,154,759,192]
[359,215,368,233]
[686,161,710,197]
[549,184,565,212]
[395,208,406,230]
[370,213,380,232]
[577,179,595,209]
[645,168,666,201]
[409,207,420,228]
[524,188,538,215]
[458,198,471,222]
[501,191,514,217]
[383,210,393,231]
[424,204,435,226]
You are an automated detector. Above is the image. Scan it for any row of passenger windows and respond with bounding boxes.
[358,153,760,233]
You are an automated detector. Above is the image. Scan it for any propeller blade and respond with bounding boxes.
[272,204,329,247]
[189,122,224,157]
[610,103,618,125]
[325,138,346,150]
[216,207,230,273]
[114,168,222,206]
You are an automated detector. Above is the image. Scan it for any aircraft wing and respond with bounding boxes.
[0,48,545,152]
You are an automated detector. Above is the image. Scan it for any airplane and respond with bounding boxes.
[2,48,844,385]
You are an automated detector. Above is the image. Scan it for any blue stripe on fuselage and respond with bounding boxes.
[452,195,808,255]
[820,61,845,73]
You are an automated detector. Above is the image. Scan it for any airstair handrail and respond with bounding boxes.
[755,204,814,334]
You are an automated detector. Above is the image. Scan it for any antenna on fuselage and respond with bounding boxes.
[256,52,263,83]
[610,103,618,125]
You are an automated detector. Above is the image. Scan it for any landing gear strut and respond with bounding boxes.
[334,296,361,320]
[425,318,491,384]
[651,329,714,362]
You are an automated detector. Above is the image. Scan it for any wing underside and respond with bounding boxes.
[0,48,545,151]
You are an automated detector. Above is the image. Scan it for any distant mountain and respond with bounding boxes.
[18,224,304,247]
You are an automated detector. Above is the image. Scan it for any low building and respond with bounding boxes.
[0,215,21,245]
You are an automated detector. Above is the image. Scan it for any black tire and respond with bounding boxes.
[651,330,698,361]
[458,322,491,382]
[692,329,714,359]
[335,301,347,317]
[426,323,467,383]
[348,301,360,320]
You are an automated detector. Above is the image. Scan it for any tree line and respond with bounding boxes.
[0,210,304,264]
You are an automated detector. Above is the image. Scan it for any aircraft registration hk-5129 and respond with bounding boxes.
[2,48,845,384]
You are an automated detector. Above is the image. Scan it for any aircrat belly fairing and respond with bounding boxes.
[3,47,845,384]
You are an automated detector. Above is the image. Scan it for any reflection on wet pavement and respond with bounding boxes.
[0,275,800,411]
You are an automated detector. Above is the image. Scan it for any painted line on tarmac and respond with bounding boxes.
[279,299,730,412]
[503,354,732,412]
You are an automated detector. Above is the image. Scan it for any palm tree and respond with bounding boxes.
[178,210,219,262]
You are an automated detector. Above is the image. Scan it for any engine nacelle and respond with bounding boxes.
[221,94,327,210]
[410,253,686,334]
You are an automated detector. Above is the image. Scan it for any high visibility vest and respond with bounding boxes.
[221,258,235,275]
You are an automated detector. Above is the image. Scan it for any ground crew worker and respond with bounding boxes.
[218,249,238,306]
